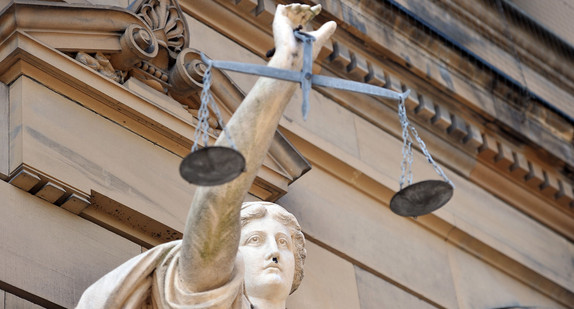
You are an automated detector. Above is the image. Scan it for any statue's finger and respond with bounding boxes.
[300,5,321,26]
[310,21,337,59]
[310,21,337,42]
[276,4,286,16]
[311,4,322,16]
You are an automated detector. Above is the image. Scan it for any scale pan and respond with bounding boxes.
[390,180,453,217]
[180,146,246,186]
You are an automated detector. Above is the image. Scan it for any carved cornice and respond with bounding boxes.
[0,1,311,204]
[448,0,574,97]
[0,0,159,67]
[8,165,91,215]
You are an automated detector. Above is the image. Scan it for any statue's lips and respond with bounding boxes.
[263,263,282,271]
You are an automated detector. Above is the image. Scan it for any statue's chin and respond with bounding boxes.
[245,273,292,300]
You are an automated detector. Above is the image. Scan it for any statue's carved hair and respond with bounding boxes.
[240,202,306,294]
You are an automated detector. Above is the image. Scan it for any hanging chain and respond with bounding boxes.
[397,98,454,189]
[399,99,413,189]
[191,62,238,152]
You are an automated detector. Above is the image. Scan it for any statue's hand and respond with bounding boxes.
[272,4,336,69]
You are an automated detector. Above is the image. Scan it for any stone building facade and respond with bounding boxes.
[0,0,572,308]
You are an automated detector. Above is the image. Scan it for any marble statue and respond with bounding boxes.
[76,3,336,309]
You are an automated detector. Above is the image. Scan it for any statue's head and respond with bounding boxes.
[239,202,306,299]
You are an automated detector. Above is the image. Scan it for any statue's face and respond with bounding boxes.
[239,214,295,299]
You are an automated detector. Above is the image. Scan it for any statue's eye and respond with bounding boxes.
[247,235,261,245]
[278,237,289,248]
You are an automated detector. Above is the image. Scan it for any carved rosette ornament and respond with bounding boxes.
[130,0,187,60]
[125,0,206,99]
[72,0,206,110]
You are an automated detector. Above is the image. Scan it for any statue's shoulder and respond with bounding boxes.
[76,240,182,308]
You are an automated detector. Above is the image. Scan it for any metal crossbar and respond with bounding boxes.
[199,30,410,120]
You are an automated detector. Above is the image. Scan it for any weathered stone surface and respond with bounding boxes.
[287,241,361,309]
[462,123,483,152]
[186,15,264,93]
[555,180,574,208]
[15,77,193,232]
[403,88,420,112]
[355,266,437,309]
[540,171,560,198]
[494,141,514,170]
[4,292,43,309]
[279,166,459,308]
[281,111,574,301]
[478,133,498,161]
[415,95,435,121]
[447,114,468,141]
[284,88,361,158]
[431,104,452,131]
[35,181,66,204]
[0,82,7,179]
[448,245,568,309]
[60,193,90,215]
[0,180,141,308]
[509,152,529,180]
[525,161,545,189]
[8,170,40,192]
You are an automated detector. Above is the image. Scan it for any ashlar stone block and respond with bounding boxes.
[448,244,568,309]
[286,241,361,309]
[355,266,437,309]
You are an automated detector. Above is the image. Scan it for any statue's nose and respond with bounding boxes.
[264,240,280,261]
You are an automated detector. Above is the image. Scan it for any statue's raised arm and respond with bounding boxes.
[76,4,335,309]
[178,3,336,293]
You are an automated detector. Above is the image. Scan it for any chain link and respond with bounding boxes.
[191,62,238,152]
[397,98,454,189]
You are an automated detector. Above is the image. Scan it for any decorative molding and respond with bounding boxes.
[4,165,183,248]
[0,1,311,203]
[445,0,574,97]
[75,52,125,83]
[8,165,91,215]
[128,0,189,60]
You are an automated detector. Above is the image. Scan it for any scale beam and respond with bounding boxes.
[199,30,409,120]
[200,57,409,101]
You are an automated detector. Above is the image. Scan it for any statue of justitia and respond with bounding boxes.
[76,4,336,309]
